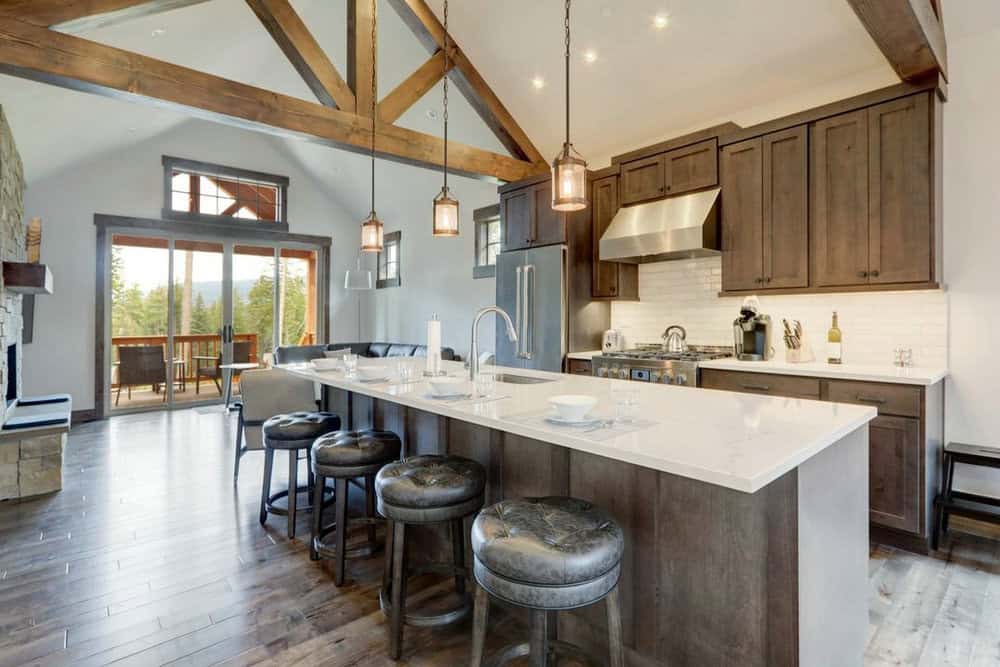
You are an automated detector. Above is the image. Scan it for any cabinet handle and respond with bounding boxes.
[870,270,880,278]
[741,383,771,391]
[857,270,869,278]
[765,277,772,284]
[856,395,887,405]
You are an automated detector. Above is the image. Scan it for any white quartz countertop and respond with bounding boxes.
[566,350,601,361]
[698,358,948,386]
[281,359,875,494]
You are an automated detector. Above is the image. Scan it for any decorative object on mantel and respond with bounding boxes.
[782,319,815,363]
[551,0,587,212]
[26,217,41,263]
[431,0,459,237]
[359,0,384,253]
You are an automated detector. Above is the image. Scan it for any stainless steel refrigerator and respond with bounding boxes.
[495,244,567,372]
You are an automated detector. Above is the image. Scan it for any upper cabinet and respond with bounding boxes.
[591,175,638,300]
[620,139,718,205]
[500,179,566,252]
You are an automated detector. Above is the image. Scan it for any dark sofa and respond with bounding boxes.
[273,342,458,365]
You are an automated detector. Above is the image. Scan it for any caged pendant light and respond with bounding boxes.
[551,0,587,212]
[360,0,384,252]
[432,0,459,236]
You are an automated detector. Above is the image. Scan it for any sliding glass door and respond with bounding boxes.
[105,230,324,414]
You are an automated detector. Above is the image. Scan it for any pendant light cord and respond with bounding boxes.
[370,0,377,214]
[564,0,571,148]
[443,0,449,190]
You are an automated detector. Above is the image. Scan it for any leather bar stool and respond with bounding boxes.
[260,411,341,538]
[469,496,625,667]
[375,454,486,660]
[309,429,402,585]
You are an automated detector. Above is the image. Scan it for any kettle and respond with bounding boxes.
[662,325,687,353]
[602,329,624,352]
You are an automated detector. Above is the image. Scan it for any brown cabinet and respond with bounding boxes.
[500,179,566,252]
[721,127,807,292]
[869,415,921,533]
[566,358,593,375]
[591,175,638,300]
[620,139,718,206]
[700,369,820,399]
[811,93,932,288]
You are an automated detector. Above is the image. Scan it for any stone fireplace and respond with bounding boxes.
[0,104,23,422]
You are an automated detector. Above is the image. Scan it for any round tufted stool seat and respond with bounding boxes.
[309,430,402,584]
[376,454,486,524]
[259,411,341,539]
[376,455,486,660]
[470,497,625,667]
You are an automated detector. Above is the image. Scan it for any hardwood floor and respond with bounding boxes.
[0,407,997,666]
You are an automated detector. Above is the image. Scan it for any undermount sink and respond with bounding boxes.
[493,373,554,385]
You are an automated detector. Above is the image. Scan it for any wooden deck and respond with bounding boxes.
[0,407,996,665]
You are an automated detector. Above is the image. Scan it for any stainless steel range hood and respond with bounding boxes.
[599,187,721,263]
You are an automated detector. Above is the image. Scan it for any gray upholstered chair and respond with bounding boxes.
[116,345,167,405]
[233,368,317,480]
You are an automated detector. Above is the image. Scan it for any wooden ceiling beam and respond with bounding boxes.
[0,0,211,33]
[378,48,452,124]
[0,17,541,182]
[347,0,376,118]
[386,0,546,166]
[846,0,947,81]
[245,0,355,112]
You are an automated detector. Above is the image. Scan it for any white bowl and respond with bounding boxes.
[428,376,469,397]
[311,358,341,371]
[357,365,388,381]
[548,394,598,421]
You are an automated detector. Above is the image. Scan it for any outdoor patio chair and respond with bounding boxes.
[116,345,167,406]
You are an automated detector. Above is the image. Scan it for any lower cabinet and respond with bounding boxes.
[869,415,921,534]
[566,358,593,375]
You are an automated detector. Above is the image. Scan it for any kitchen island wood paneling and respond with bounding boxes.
[284,360,874,666]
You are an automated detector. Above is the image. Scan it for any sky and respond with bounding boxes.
[116,245,302,294]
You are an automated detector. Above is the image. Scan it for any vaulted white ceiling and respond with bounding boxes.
[0,0,921,192]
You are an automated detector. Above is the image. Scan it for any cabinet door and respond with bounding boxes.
[592,176,630,298]
[810,110,870,287]
[664,139,718,195]
[620,154,666,205]
[868,94,931,284]
[720,138,764,292]
[531,182,566,246]
[762,126,809,289]
[501,187,533,252]
[869,415,921,534]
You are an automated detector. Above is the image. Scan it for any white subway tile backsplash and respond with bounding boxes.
[611,257,948,368]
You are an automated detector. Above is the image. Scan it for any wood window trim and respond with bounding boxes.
[377,231,402,289]
[162,155,290,231]
[473,203,500,279]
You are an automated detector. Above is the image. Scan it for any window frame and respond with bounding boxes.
[162,155,290,232]
[473,203,501,279]
[377,231,402,289]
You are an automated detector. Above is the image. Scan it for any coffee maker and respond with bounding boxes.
[733,297,773,361]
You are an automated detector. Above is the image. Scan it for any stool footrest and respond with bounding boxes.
[312,519,381,561]
[483,640,596,667]
[378,585,471,628]
[265,485,332,517]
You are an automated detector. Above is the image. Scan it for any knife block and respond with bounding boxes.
[785,337,815,363]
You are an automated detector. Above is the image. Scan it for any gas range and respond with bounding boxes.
[592,345,733,387]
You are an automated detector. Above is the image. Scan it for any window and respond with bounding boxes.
[473,204,501,279]
[162,156,289,229]
[377,231,401,289]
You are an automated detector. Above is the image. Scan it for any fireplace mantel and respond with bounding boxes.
[2,261,52,295]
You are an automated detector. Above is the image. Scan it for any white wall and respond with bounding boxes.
[20,118,360,411]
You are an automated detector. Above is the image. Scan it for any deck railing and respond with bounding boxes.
[110,333,260,386]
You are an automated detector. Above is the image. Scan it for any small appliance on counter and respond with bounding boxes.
[733,296,773,361]
[602,329,624,353]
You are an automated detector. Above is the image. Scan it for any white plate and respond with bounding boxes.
[425,392,471,401]
[545,414,601,427]
[357,376,389,383]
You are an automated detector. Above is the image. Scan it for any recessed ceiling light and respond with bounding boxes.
[531,76,545,90]
[582,49,598,64]
[652,13,669,30]
[151,28,166,37]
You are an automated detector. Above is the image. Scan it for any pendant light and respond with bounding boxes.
[344,253,373,290]
[432,0,459,236]
[551,0,587,212]
[360,0,384,252]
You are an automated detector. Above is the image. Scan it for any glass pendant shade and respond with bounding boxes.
[432,187,459,236]
[344,255,373,290]
[360,212,384,252]
[551,144,587,211]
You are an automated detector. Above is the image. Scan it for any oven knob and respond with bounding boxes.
[661,373,674,384]
[650,371,661,383]
[596,367,607,378]
[675,373,688,386]
[618,367,629,380]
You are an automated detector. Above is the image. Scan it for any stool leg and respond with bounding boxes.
[528,609,548,667]
[606,586,625,667]
[287,451,299,539]
[451,517,466,596]
[259,448,274,525]
[333,477,349,586]
[310,472,326,561]
[383,519,394,591]
[469,583,489,667]
[389,521,407,660]
[365,475,377,545]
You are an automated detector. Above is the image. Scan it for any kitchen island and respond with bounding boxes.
[282,359,876,666]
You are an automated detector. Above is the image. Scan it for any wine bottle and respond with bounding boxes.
[827,311,842,365]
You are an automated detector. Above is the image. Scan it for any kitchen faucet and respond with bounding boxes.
[470,306,518,383]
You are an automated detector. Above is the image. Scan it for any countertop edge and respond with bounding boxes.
[698,359,948,386]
